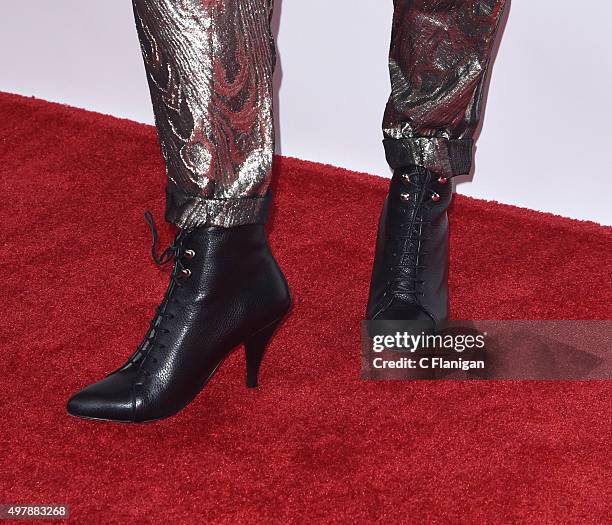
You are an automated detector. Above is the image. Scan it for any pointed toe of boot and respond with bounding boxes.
[374,299,435,323]
[369,298,437,338]
[67,373,135,422]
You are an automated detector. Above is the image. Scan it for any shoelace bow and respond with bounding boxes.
[389,170,454,296]
[144,210,185,266]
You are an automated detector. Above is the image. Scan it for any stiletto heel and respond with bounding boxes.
[245,319,283,388]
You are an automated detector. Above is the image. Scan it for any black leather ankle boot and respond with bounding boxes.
[67,223,291,422]
[366,166,453,326]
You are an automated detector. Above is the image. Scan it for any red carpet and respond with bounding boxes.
[1,92,610,523]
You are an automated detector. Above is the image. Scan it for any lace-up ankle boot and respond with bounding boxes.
[366,166,453,326]
[67,222,291,422]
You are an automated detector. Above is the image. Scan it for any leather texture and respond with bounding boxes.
[366,166,453,325]
[67,224,291,422]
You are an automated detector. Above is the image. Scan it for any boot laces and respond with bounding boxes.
[388,170,453,297]
[127,211,194,376]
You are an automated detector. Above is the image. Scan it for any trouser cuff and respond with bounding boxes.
[165,186,271,229]
[383,138,473,177]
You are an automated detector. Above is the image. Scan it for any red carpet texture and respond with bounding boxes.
[1,92,611,524]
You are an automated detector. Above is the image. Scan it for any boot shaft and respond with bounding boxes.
[367,167,453,324]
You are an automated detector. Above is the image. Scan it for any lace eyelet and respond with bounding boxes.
[400,193,411,202]
[179,268,192,278]
[184,249,196,260]
[431,193,441,202]
[401,173,412,184]
[438,177,448,185]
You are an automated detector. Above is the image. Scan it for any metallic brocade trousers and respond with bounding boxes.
[132,0,507,229]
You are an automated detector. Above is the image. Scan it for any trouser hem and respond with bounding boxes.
[165,186,271,229]
[383,138,473,177]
